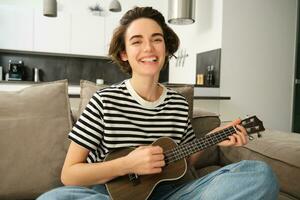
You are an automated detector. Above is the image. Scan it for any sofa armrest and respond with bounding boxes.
[219,130,300,199]
[192,109,221,169]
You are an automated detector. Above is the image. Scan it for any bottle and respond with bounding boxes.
[196,74,204,85]
[210,65,215,86]
[206,65,212,86]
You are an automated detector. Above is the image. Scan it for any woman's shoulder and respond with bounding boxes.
[165,87,187,101]
[94,81,130,99]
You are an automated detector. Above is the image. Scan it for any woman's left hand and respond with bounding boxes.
[211,119,249,147]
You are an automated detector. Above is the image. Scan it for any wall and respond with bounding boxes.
[220,0,297,131]
[0,51,129,84]
[168,0,223,84]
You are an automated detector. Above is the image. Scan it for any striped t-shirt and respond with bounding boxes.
[69,80,195,163]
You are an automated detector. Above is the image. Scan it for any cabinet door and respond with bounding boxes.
[104,12,123,55]
[71,14,105,57]
[34,11,70,53]
[0,5,34,51]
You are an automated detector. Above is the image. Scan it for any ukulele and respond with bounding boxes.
[105,115,265,200]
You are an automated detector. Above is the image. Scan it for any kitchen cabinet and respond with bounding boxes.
[104,12,123,55]
[34,10,71,54]
[71,14,106,57]
[0,5,34,51]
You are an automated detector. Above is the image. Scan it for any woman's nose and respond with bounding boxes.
[143,41,154,52]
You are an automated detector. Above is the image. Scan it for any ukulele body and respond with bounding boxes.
[105,137,187,200]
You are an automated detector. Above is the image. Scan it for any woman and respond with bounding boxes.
[38,6,278,200]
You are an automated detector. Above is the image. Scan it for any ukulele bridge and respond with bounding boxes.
[128,173,140,186]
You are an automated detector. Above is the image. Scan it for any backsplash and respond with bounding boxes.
[0,51,169,85]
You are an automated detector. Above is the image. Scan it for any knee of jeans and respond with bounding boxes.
[252,160,279,192]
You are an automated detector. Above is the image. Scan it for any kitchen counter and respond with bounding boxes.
[194,96,230,100]
[0,81,231,100]
[0,81,80,95]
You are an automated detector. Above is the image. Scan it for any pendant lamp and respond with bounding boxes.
[168,0,195,25]
[109,0,122,12]
[43,0,57,17]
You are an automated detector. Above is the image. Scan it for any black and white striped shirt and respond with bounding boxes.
[69,80,195,163]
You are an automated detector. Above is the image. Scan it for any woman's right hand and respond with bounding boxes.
[124,146,165,175]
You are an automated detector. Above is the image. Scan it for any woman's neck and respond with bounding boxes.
[129,77,162,102]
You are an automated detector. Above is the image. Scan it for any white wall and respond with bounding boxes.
[220,0,297,131]
[168,0,223,84]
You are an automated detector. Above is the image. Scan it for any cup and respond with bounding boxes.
[34,68,40,82]
[96,79,104,85]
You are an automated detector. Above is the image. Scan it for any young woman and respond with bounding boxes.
[38,7,278,200]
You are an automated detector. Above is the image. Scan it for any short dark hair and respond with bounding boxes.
[108,6,180,75]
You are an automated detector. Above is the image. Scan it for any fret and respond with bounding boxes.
[165,125,237,164]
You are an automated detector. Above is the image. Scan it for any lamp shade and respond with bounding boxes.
[43,0,57,17]
[109,0,122,12]
[168,0,195,25]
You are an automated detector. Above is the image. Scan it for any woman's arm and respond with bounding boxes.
[61,141,165,186]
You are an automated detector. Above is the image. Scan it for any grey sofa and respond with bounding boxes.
[192,109,300,200]
[0,80,299,200]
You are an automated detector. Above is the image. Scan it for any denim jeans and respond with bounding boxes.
[37,160,279,200]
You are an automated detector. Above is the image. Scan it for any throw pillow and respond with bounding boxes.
[0,80,72,200]
[165,84,194,119]
[77,80,108,118]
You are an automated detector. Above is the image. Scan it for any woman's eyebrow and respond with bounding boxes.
[152,33,164,38]
[129,35,142,41]
[129,33,164,41]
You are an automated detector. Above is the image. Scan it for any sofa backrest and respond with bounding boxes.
[0,80,72,200]
[74,80,195,122]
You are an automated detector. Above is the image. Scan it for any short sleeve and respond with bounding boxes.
[180,117,196,144]
[68,92,104,151]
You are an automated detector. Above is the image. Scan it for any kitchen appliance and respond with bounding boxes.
[8,60,24,81]
[33,68,40,82]
[0,66,3,81]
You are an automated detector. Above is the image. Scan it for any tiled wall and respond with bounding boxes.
[0,51,169,85]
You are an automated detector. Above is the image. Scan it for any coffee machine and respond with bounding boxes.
[8,60,24,81]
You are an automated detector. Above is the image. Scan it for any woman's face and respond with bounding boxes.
[121,18,166,78]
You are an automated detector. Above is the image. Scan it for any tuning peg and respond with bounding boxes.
[257,132,262,138]
[248,135,254,140]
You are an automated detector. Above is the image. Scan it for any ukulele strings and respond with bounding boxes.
[163,126,236,163]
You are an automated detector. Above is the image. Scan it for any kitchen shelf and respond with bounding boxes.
[194,96,231,100]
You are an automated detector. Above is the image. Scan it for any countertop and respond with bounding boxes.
[0,81,231,100]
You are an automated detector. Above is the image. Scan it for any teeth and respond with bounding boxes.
[141,57,157,62]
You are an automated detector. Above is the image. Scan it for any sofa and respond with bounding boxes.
[0,79,299,200]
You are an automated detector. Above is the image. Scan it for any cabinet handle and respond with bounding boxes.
[296,79,300,85]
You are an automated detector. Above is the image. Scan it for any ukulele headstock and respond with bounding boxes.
[240,115,265,138]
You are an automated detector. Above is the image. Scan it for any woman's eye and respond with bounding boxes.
[132,41,141,45]
[153,38,163,42]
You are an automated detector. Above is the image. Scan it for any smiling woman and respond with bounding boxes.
[37,6,279,200]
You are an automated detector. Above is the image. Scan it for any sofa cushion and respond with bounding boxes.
[77,80,108,118]
[0,80,72,200]
[219,129,300,199]
[164,84,194,119]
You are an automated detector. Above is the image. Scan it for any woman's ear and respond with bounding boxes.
[120,51,128,61]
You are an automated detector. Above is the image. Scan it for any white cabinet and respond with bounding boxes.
[0,5,34,51]
[104,12,123,55]
[34,11,71,53]
[70,14,106,57]
[0,7,112,57]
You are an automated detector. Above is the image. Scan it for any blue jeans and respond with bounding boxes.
[37,160,279,200]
